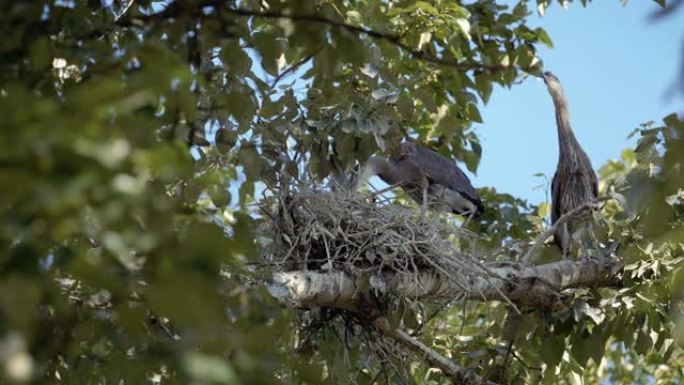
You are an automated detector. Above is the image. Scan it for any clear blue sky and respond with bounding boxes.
[473,1,683,204]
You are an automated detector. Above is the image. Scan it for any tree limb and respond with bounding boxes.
[267,258,621,385]
[371,317,497,385]
[268,257,623,311]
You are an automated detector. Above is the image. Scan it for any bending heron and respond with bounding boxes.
[356,142,484,218]
[543,71,598,255]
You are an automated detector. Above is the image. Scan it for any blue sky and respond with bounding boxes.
[473,1,684,204]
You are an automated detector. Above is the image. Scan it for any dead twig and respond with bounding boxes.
[372,317,498,385]
[521,197,609,265]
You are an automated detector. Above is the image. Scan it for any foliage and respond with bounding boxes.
[0,1,681,384]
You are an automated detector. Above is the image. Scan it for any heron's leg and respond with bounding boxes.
[560,223,570,259]
[460,210,475,228]
[422,184,428,212]
[419,176,429,217]
[580,222,600,258]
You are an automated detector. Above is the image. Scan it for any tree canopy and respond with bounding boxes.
[1,1,683,384]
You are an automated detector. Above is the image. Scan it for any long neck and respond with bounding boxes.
[352,156,385,190]
[356,156,402,188]
[552,92,581,162]
[367,155,389,173]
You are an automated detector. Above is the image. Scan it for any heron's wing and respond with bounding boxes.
[401,143,482,205]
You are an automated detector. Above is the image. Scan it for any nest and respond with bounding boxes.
[259,188,490,294]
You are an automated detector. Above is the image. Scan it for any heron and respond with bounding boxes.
[542,71,598,256]
[355,142,484,218]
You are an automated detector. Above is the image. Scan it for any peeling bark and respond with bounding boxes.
[268,258,623,310]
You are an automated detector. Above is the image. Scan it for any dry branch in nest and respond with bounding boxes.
[260,190,622,309]
[260,188,497,302]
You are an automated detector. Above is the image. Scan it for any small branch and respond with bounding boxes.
[187,122,198,148]
[271,51,318,88]
[113,0,136,22]
[520,198,605,265]
[372,317,497,385]
[409,300,452,337]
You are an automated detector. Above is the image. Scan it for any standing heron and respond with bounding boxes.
[543,71,598,255]
[355,142,484,218]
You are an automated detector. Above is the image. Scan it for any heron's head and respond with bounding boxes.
[542,71,564,98]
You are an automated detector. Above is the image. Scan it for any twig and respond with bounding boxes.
[113,0,136,22]
[409,300,452,337]
[510,349,542,371]
[367,368,383,385]
[499,339,514,381]
[459,295,468,336]
[371,317,498,385]
[271,51,319,88]
[521,197,607,265]
[188,122,199,148]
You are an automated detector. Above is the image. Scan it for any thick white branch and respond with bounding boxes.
[268,259,621,385]
[268,258,623,310]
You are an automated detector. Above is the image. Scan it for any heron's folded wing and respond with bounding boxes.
[406,143,481,205]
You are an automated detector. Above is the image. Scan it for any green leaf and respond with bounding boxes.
[184,353,238,384]
[29,37,52,70]
[335,133,357,164]
[475,74,494,104]
[570,333,591,367]
[465,103,483,123]
[208,184,231,207]
[540,336,565,368]
[215,127,237,152]
[535,28,554,48]
[252,30,282,76]
[220,42,252,75]
[178,88,197,122]
[413,1,440,15]
[238,144,263,181]
[635,329,654,355]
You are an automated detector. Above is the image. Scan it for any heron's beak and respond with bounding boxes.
[527,72,543,80]
[541,71,557,84]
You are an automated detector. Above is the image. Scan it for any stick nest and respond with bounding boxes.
[259,188,489,292]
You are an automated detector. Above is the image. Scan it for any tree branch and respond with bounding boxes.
[118,1,529,74]
[521,200,598,265]
[520,197,611,265]
[371,317,497,385]
[267,257,623,311]
[271,51,319,88]
[267,257,621,385]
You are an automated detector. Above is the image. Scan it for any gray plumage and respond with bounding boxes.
[543,71,598,254]
[360,142,484,217]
